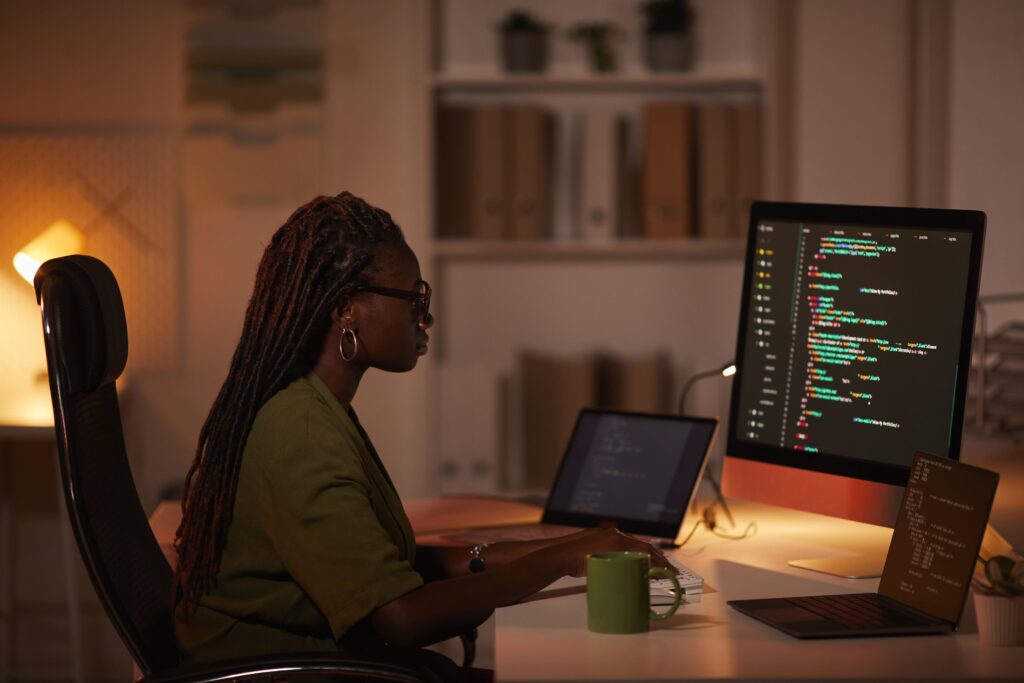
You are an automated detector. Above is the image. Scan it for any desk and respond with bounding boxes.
[494,498,1024,682]
[148,448,1024,681]
[148,494,544,566]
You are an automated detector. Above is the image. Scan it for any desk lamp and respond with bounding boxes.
[678,360,736,529]
[13,220,84,284]
[4,220,85,426]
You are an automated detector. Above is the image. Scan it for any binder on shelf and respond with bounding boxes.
[436,105,556,241]
[642,102,694,239]
[469,105,508,240]
[520,352,597,491]
[435,105,508,240]
[435,106,474,239]
[696,102,732,239]
[509,106,555,240]
[597,353,673,414]
[577,109,624,242]
[732,101,763,238]
[438,363,501,494]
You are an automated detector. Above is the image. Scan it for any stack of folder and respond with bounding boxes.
[642,100,762,239]
[434,99,762,242]
[435,105,555,240]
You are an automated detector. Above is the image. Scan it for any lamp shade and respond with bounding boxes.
[13,220,85,284]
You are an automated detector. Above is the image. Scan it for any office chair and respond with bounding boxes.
[34,255,466,683]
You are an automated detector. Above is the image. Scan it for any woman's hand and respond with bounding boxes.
[556,528,673,577]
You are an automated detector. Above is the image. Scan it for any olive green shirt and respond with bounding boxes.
[175,373,423,663]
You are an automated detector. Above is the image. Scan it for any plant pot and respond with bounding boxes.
[974,591,1024,646]
[501,31,548,73]
[644,31,694,72]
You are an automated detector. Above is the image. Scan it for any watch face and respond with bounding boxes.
[469,556,485,573]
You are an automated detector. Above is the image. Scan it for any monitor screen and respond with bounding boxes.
[727,202,985,486]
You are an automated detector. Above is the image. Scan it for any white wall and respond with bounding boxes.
[790,0,1024,319]
[948,0,1024,306]
[792,0,913,205]
[321,0,434,498]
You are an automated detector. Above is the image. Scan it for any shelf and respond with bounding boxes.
[431,69,762,94]
[433,238,747,263]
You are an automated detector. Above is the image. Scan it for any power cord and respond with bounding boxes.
[658,507,758,549]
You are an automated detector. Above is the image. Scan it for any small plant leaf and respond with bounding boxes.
[987,555,1015,584]
[1010,559,1024,584]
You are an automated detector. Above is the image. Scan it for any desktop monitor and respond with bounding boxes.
[723,201,985,577]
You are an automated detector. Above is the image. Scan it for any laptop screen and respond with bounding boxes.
[878,451,999,623]
[543,409,718,539]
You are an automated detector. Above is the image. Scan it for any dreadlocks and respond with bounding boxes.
[173,191,406,609]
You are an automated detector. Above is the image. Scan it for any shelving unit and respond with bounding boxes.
[431,70,762,93]
[434,238,746,263]
[426,0,779,494]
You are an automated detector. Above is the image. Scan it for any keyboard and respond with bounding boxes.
[651,554,704,595]
[446,524,705,593]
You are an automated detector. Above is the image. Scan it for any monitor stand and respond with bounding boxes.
[788,553,885,579]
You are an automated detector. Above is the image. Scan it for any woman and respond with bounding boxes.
[173,192,667,664]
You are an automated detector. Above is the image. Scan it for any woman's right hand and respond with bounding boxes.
[556,527,673,578]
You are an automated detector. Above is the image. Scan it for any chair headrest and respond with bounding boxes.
[34,255,128,393]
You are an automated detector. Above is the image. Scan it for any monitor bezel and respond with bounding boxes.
[726,201,986,487]
[541,408,718,539]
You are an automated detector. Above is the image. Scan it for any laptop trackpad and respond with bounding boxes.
[756,606,827,624]
[739,600,843,634]
[751,607,847,636]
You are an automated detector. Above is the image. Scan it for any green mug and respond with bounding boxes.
[586,551,681,634]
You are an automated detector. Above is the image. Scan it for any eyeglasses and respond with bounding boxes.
[356,279,432,322]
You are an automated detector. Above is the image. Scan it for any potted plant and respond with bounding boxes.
[973,555,1024,646]
[641,0,696,72]
[498,11,550,73]
[567,22,623,74]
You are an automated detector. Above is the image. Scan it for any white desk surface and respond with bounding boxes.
[149,440,1024,681]
[495,496,1024,682]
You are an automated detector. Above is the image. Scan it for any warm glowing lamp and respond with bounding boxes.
[13,220,85,285]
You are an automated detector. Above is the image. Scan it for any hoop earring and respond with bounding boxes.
[339,327,358,362]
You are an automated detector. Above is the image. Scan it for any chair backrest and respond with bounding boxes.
[34,255,178,675]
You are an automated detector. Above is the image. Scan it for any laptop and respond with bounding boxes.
[728,451,999,638]
[450,408,718,591]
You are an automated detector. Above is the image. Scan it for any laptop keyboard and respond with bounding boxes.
[651,554,704,594]
[787,593,931,629]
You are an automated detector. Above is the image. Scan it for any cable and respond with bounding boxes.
[657,516,758,550]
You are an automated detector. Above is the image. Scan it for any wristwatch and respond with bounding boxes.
[469,543,489,573]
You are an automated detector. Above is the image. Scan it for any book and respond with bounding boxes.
[642,102,694,238]
[696,102,732,238]
[732,101,763,237]
[438,363,501,494]
[520,352,597,491]
[597,352,673,413]
[468,105,508,240]
[435,104,508,239]
[509,106,555,240]
[577,109,624,242]
[435,105,474,238]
